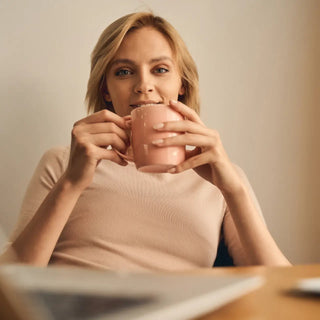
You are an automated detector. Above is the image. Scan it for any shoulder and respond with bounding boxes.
[224,162,265,222]
[231,163,256,192]
[232,162,247,179]
[35,146,70,186]
[39,146,69,169]
[40,146,69,162]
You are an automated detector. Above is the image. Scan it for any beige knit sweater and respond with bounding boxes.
[9,146,261,271]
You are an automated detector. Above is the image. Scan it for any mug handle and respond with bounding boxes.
[114,149,134,162]
[114,115,134,162]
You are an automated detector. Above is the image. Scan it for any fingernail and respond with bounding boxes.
[153,123,164,130]
[152,139,164,145]
[170,100,178,104]
[167,167,176,173]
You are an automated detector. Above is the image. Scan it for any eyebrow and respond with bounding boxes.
[110,56,174,67]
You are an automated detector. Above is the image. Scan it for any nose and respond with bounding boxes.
[134,71,154,94]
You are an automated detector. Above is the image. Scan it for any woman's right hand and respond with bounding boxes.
[64,109,129,191]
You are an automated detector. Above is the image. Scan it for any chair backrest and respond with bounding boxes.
[213,238,234,267]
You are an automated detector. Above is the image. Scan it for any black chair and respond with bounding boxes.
[213,237,234,267]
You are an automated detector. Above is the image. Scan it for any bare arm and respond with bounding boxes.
[222,185,290,265]
[1,175,83,266]
[0,110,129,266]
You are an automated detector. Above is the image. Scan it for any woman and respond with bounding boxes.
[1,12,290,270]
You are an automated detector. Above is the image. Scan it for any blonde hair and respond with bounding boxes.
[86,12,200,114]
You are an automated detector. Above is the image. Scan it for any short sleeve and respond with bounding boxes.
[8,146,69,243]
[222,164,265,266]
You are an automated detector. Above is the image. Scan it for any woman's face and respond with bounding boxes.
[105,27,184,116]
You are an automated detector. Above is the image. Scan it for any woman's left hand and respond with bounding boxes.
[152,100,244,195]
[153,100,291,266]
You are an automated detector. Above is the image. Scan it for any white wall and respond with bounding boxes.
[0,0,319,264]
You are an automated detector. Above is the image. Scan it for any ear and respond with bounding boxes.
[103,83,112,102]
[100,75,112,102]
[104,92,112,102]
[178,85,185,96]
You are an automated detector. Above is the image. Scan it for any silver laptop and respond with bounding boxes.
[0,264,263,320]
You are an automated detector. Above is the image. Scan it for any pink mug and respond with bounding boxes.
[117,104,185,173]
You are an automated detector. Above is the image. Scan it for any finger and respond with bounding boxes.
[185,147,201,159]
[152,133,216,149]
[94,146,128,166]
[74,109,127,129]
[153,119,214,137]
[123,115,132,129]
[91,133,128,152]
[169,100,205,125]
[82,122,130,142]
[169,150,213,174]
[123,115,131,121]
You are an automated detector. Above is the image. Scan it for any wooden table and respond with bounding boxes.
[194,264,320,320]
[1,264,319,319]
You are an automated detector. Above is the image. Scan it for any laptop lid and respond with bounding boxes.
[0,265,263,320]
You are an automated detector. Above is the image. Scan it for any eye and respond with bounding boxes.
[115,69,133,76]
[154,67,169,74]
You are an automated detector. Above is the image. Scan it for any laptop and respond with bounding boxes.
[0,264,263,320]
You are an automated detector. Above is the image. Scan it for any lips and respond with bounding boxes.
[130,101,163,108]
